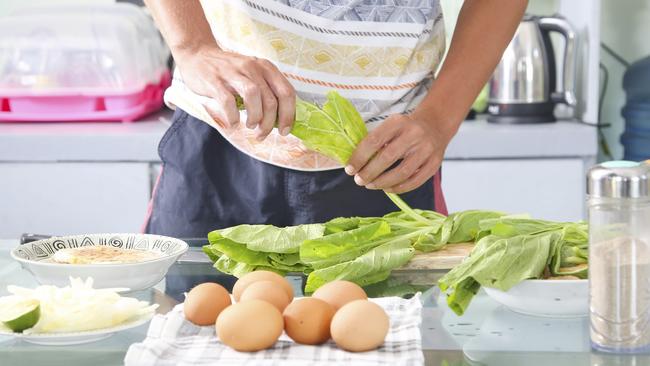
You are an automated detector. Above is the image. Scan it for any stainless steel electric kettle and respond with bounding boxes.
[487,15,578,124]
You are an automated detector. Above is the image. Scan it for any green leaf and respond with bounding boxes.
[268,260,309,273]
[412,232,447,252]
[212,223,324,254]
[447,210,505,243]
[290,91,429,224]
[291,91,366,165]
[478,216,561,238]
[549,223,589,278]
[202,245,222,262]
[385,193,435,225]
[300,221,392,269]
[362,277,432,298]
[304,239,415,292]
[213,255,285,278]
[207,237,272,267]
[438,230,562,315]
[323,217,362,234]
[445,278,481,316]
[268,252,302,266]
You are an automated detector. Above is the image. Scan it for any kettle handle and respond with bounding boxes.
[538,16,578,107]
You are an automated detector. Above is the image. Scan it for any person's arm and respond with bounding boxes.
[346,0,527,193]
[144,0,295,139]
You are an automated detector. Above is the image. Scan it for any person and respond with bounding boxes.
[143,0,527,238]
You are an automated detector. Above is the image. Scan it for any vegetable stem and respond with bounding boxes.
[385,192,432,225]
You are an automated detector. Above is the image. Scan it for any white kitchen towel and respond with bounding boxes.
[124,294,424,366]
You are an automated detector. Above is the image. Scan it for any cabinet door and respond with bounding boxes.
[0,163,150,238]
[441,159,585,221]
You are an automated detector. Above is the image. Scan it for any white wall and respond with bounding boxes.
[599,0,650,160]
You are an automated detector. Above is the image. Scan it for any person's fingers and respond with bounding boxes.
[345,118,402,176]
[203,79,239,127]
[353,133,413,186]
[365,150,427,190]
[260,59,295,136]
[255,80,279,140]
[228,73,263,129]
[386,160,438,194]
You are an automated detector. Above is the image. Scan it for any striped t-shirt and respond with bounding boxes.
[164,0,446,171]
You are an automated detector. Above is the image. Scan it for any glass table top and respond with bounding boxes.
[0,240,648,366]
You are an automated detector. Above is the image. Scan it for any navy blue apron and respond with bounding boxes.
[145,108,436,238]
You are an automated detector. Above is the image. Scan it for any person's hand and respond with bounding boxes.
[345,112,453,194]
[175,46,296,140]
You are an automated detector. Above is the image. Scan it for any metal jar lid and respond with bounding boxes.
[587,161,650,198]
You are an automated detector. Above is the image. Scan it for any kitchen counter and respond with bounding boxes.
[0,110,171,162]
[0,239,646,366]
[0,109,597,162]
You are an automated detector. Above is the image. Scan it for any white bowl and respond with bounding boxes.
[483,279,588,318]
[11,233,188,291]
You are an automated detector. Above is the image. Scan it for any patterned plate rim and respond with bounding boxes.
[11,233,189,267]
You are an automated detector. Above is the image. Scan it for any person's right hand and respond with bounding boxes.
[175,46,296,140]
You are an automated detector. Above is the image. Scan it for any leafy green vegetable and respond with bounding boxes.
[224,92,593,299]
[291,92,367,165]
[291,90,432,225]
[447,210,505,243]
[268,252,302,266]
[238,90,429,224]
[204,223,325,278]
[214,223,324,254]
[363,277,433,298]
[438,217,589,315]
[214,256,283,277]
[202,245,222,262]
[209,236,271,267]
[304,239,415,293]
[300,221,391,269]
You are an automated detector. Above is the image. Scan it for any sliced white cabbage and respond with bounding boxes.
[3,277,157,334]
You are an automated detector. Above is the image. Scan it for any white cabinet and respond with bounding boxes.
[0,163,151,238]
[442,159,587,222]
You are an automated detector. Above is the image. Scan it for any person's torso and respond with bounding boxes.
[165,0,446,171]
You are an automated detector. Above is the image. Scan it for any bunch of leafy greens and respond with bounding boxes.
[291,91,433,225]
[220,92,590,304]
[438,216,589,316]
[236,90,433,225]
[202,224,324,277]
[203,209,504,292]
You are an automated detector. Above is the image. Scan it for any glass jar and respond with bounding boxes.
[588,161,650,353]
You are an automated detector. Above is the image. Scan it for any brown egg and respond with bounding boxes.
[216,299,284,352]
[239,280,291,312]
[330,300,389,352]
[183,282,232,326]
[283,298,335,345]
[312,280,367,310]
[233,271,294,302]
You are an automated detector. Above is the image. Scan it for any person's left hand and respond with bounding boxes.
[344,112,452,194]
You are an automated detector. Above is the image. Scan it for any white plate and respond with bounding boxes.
[11,234,188,291]
[483,279,588,318]
[0,312,153,345]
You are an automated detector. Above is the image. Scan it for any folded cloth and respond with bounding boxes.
[124,294,424,366]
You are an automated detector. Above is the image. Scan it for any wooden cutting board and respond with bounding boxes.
[396,242,474,271]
